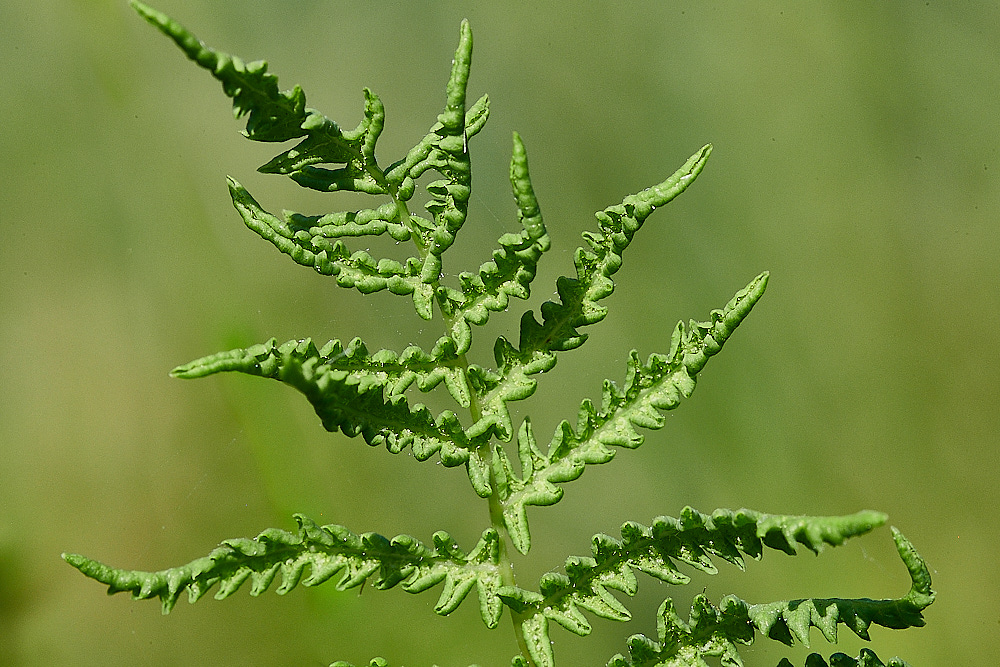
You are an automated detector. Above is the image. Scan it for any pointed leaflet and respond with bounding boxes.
[227,179,429,302]
[278,350,473,465]
[603,527,933,667]
[500,272,768,553]
[276,350,495,497]
[437,132,551,353]
[181,340,468,469]
[131,0,416,303]
[497,507,887,659]
[516,143,712,353]
[471,145,714,447]
[63,515,503,629]
[407,19,475,258]
[171,336,471,408]
[747,528,934,646]
[131,0,384,188]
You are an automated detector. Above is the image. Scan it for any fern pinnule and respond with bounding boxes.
[130,1,310,145]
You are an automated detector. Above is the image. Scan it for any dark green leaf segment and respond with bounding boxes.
[64,4,934,666]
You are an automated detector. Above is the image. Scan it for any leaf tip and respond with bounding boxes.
[890,526,935,608]
[129,0,152,17]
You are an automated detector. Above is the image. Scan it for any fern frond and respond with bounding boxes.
[62,515,504,628]
[498,273,768,553]
[603,527,932,667]
[498,508,885,653]
[171,336,471,407]
[109,7,935,666]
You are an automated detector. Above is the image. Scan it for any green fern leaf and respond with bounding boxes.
[171,336,470,408]
[276,352,474,462]
[405,19,475,256]
[437,131,551,351]
[500,508,890,667]
[512,142,711,354]
[77,8,935,666]
[452,144,714,451]
[134,0,491,323]
[603,527,932,667]
[227,178,429,298]
[62,515,503,627]
[499,273,768,553]
[748,528,934,644]
[131,1,358,162]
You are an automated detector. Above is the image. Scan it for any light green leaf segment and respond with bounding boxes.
[63,3,935,666]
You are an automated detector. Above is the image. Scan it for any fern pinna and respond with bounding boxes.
[63,3,934,666]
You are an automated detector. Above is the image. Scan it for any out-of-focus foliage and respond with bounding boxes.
[2,1,997,665]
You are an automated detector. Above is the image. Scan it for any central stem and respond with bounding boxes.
[379,134,539,666]
[451,324,537,666]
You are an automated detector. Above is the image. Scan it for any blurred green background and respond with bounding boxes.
[2,1,998,665]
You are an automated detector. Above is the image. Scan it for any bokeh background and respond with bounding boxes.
[2,2,998,665]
